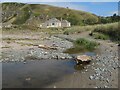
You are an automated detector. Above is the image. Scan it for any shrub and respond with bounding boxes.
[64,38,98,54]
[74,38,98,51]
[92,33,109,40]
[92,22,119,42]
[63,31,69,35]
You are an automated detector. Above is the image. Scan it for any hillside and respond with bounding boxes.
[2,2,99,26]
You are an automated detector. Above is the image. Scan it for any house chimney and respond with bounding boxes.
[46,15,49,21]
[61,17,63,21]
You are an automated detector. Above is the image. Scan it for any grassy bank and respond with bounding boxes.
[63,25,93,35]
[64,38,98,54]
[63,22,119,42]
[90,32,109,40]
[91,22,119,42]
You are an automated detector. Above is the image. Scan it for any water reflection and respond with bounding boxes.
[74,61,91,70]
[2,60,76,88]
[2,58,92,88]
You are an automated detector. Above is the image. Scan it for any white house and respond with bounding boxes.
[61,20,71,27]
[41,18,71,28]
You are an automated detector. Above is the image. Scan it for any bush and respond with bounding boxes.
[92,22,119,42]
[63,31,69,35]
[64,38,98,54]
[74,38,98,51]
[92,33,109,40]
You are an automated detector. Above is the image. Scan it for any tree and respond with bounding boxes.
[66,14,83,25]
[113,13,117,17]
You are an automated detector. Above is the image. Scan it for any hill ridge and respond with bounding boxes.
[2,2,99,26]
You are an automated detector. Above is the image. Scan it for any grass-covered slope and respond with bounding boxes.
[91,22,119,42]
[2,2,99,25]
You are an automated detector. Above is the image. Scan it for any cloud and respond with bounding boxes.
[106,11,118,16]
[109,11,118,15]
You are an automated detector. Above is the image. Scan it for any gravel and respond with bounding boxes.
[88,42,119,88]
[2,34,119,88]
[1,36,73,62]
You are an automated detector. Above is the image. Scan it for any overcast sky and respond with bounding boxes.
[1,0,119,16]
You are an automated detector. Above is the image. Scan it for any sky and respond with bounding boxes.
[1,0,119,16]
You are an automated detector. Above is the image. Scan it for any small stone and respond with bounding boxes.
[94,87,98,88]
[106,78,109,83]
[53,85,56,88]
[21,57,25,60]
[95,77,99,80]
[25,77,31,81]
[61,57,65,59]
[89,76,94,80]
[23,61,27,64]
[104,85,108,88]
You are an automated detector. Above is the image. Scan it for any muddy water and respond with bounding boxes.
[3,60,77,88]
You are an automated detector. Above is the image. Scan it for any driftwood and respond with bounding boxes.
[38,45,57,50]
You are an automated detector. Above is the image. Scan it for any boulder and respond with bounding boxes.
[76,55,92,62]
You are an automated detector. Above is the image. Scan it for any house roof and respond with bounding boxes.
[47,18,61,23]
[44,18,70,24]
[61,20,70,23]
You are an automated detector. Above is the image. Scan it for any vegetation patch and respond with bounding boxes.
[12,7,30,24]
[90,32,109,40]
[64,38,98,54]
[2,2,99,26]
[63,26,91,35]
[63,22,119,43]
[91,22,119,42]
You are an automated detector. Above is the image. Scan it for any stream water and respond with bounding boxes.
[2,52,96,88]
[2,60,76,88]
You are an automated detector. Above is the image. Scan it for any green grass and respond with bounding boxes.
[63,24,108,35]
[64,38,98,54]
[74,38,98,50]
[2,2,99,26]
[63,25,93,35]
[63,22,119,42]
[90,32,109,40]
[92,22,119,42]
[12,7,30,24]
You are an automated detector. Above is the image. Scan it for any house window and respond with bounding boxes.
[52,23,55,25]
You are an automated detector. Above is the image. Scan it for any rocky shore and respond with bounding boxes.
[88,41,119,88]
[1,36,73,62]
[1,30,119,88]
[45,38,119,88]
